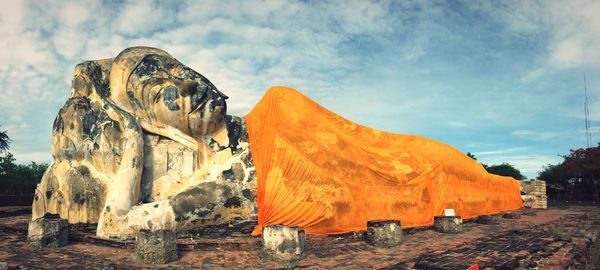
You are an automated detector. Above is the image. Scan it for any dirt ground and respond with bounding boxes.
[0,203,599,269]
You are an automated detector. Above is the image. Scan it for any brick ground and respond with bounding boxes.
[0,204,599,269]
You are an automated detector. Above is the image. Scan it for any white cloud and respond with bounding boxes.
[445,121,468,128]
[116,0,179,35]
[60,2,90,28]
[10,151,52,163]
[474,147,530,157]
[52,29,86,59]
[511,130,561,140]
[491,0,600,70]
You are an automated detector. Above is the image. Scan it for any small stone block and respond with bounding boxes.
[475,215,498,225]
[261,225,305,263]
[502,212,522,219]
[434,216,463,233]
[27,214,69,248]
[135,230,178,264]
[366,220,403,248]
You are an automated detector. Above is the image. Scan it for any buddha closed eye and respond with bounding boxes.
[129,54,228,137]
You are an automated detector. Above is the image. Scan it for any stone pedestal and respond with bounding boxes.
[27,214,69,248]
[476,215,498,225]
[261,225,305,263]
[502,212,521,219]
[366,220,403,248]
[134,230,178,264]
[434,216,463,233]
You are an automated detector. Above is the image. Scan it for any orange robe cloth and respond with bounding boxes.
[244,87,523,235]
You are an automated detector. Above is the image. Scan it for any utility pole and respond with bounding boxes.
[584,73,592,148]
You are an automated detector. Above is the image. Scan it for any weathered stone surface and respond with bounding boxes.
[475,215,498,225]
[520,180,547,209]
[503,212,522,219]
[365,220,403,248]
[434,216,462,234]
[261,225,305,263]
[27,214,69,248]
[31,47,258,239]
[134,230,177,264]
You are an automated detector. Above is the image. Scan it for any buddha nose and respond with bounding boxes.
[180,80,199,97]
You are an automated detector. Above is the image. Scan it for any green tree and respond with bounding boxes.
[485,163,526,180]
[0,153,48,194]
[538,163,570,197]
[0,128,49,194]
[0,125,9,153]
[466,152,477,160]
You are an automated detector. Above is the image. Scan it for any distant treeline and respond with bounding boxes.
[0,126,48,194]
[466,152,526,180]
[0,153,48,194]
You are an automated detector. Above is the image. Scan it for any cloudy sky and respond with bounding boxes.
[1,0,599,178]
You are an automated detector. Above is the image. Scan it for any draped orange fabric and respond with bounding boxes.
[244,86,523,235]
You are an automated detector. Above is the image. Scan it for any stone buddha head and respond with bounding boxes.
[109,47,228,138]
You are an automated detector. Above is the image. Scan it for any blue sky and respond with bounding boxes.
[1,0,599,178]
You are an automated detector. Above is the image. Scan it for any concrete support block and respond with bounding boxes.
[475,215,498,225]
[134,230,178,264]
[434,216,463,233]
[502,212,522,219]
[261,225,305,263]
[27,214,69,248]
[366,220,403,248]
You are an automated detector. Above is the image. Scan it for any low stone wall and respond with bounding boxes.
[520,180,547,209]
[0,194,33,206]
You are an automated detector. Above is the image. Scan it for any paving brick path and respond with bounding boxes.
[0,204,598,269]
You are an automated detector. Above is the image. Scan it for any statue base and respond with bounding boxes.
[261,225,306,263]
[27,214,69,248]
[366,220,403,248]
[134,230,178,264]
[434,216,463,234]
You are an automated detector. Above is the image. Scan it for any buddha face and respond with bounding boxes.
[127,54,228,137]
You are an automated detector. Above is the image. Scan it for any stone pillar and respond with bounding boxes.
[365,220,403,248]
[434,216,463,233]
[134,230,178,264]
[261,225,305,263]
[27,214,69,248]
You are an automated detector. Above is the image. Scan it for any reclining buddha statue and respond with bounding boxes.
[31,47,522,239]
